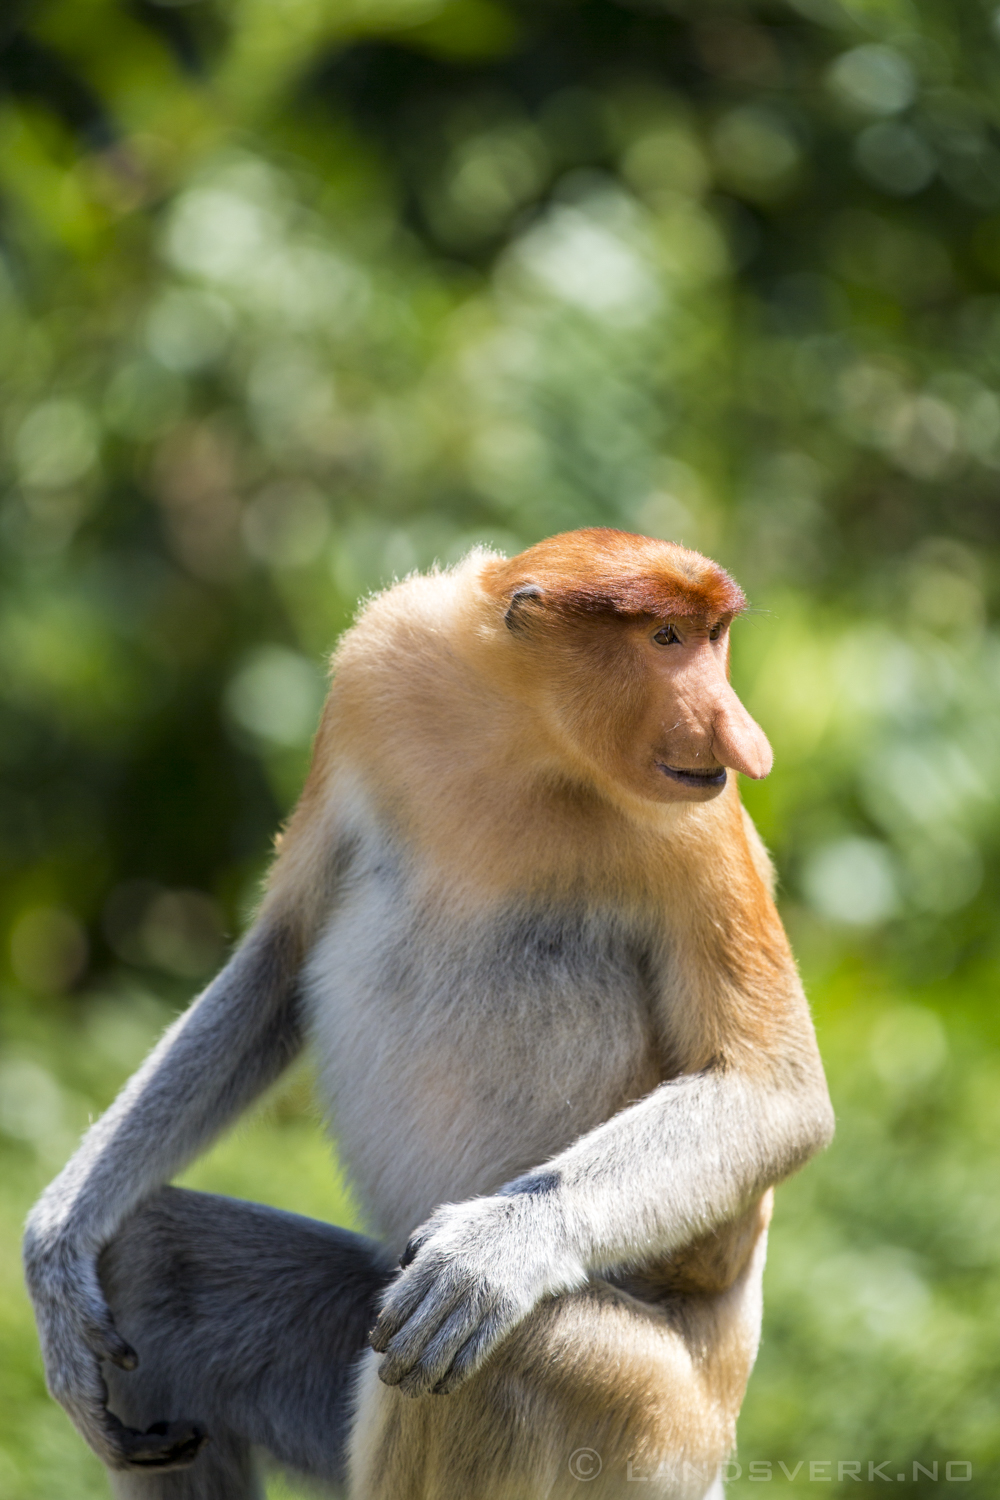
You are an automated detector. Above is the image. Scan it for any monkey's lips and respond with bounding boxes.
[656,762,728,790]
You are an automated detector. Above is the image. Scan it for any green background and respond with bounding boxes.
[1,0,999,1493]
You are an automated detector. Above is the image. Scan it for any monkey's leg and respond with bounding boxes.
[98,1187,394,1500]
[349,1194,771,1500]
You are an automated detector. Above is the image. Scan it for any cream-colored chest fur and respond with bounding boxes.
[303,843,662,1253]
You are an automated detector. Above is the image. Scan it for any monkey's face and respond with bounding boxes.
[621,616,773,804]
[516,610,773,808]
[486,528,770,807]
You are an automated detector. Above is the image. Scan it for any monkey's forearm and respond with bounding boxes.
[26,921,301,1259]
[21,920,303,1471]
[503,1060,834,1273]
[370,1057,833,1397]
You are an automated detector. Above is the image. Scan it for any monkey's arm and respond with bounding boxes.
[23,919,302,1470]
[372,981,834,1397]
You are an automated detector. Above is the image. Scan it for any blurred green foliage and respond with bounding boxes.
[2,0,1000,1493]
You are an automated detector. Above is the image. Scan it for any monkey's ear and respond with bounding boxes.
[505,583,544,632]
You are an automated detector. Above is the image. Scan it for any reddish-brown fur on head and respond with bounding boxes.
[486,528,746,624]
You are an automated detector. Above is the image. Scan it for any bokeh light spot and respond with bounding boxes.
[9,907,88,993]
[225,645,326,747]
[802,837,899,926]
[828,46,917,118]
[15,401,98,489]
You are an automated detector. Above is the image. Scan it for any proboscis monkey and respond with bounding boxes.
[24,529,834,1500]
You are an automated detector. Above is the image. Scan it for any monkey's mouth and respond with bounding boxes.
[656,763,728,790]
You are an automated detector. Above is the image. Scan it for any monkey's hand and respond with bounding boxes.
[23,1229,207,1471]
[369,1191,585,1397]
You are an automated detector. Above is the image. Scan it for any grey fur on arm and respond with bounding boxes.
[23,920,302,1471]
[504,1055,835,1271]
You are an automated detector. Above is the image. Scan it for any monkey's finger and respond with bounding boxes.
[82,1303,139,1370]
[90,1325,139,1371]
[375,1279,469,1383]
[394,1293,497,1397]
[370,1263,444,1352]
[399,1234,427,1269]
[430,1302,515,1395]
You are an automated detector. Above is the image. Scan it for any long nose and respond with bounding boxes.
[710,678,773,779]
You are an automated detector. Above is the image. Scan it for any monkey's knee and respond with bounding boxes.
[99,1187,227,1442]
[349,1276,763,1500]
[101,1187,392,1486]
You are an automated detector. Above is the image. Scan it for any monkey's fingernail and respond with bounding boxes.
[105,1338,138,1370]
[399,1240,420,1268]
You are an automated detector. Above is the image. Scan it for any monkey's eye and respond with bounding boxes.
[652,625,680,646]
[709,622,724,641]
